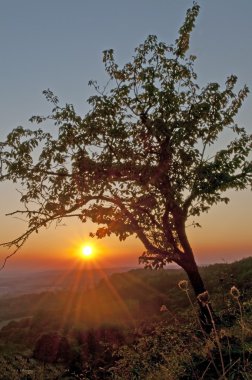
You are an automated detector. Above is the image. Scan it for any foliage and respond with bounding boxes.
[0,3,251,284]
[33,333,70,363]
[111,322,197,380]
[0,354,63,380]
[110,286,252,380]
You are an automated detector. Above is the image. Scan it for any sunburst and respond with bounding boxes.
[81,245,93,258]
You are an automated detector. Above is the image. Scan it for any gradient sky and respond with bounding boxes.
[0,0,251,271]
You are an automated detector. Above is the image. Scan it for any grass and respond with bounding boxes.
[110,281,252,380]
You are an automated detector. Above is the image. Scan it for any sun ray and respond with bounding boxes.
[58,265,85,331]
[27,237,169,335]
[90,260,137,327]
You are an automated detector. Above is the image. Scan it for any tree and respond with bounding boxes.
[33,333,70,363]
[0,3,251,329]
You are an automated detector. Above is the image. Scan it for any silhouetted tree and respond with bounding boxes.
[68,347,84,375]
[0,3,251,329]
[33,333,60,363]
[33,333,70,363]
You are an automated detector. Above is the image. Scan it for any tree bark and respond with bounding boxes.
[171,212,215,332]
[182,257,214,333]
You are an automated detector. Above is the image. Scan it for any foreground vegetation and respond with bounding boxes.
[0,257,252,379]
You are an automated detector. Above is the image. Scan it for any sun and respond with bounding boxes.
[81,245,93,259]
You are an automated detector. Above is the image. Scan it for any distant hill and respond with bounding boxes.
[0,266,136,298]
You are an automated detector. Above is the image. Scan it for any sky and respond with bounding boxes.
[0,0,251,271]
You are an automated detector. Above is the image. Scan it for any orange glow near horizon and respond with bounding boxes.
[0,187,251,272]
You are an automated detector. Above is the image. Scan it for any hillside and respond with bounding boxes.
[0,257,251,379]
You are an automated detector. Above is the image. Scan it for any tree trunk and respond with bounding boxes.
[170,211,216,332]
[182,258,214,333]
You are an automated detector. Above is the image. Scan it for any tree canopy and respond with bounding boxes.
[0,3,251,279]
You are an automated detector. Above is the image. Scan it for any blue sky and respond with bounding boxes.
[1,0,252,131]
[0,0,252,269]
